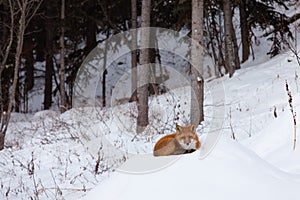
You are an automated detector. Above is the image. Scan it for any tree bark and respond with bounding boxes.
[85,0,97,54]
[137,0,151,133]
[240,0,250,63]
[59,0,67,113]
[24,37,34,91]
[190,0,204,125]
[230,17,240,70]
[223,0,235,77]
[102,33,109,107]
[0,132,4,150]
[44,1,54,110]
[130,0,138,102]
[102,69,107,107]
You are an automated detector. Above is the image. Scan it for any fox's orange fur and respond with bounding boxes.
[153,125,201,156]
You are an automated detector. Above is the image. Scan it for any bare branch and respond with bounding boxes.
[25,0,43,28]
[0,0,14,70]
[0,0,43,150]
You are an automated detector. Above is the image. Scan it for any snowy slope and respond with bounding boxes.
[2,50,300,200]
[3,7,300,198]
[221,52,300,174]
[81,42,300,199]
[83,137,300,200]
[2,51,300,199]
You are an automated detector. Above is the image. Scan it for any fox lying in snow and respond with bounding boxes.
[153,125,201,156]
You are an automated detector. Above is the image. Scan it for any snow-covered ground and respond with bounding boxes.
[2,48,300,199]
[2,9,300,199]
[81,49,300,199]
[84,137,300,200]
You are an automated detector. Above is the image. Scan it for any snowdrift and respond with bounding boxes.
[82,136,300,200]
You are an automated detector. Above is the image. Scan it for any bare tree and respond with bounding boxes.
[137,0,151,133]
[0,0,42,150]
[190,0,204,125]
[44,0,54,110]
[0,0,14,114]
[239,0,250,63]
[223,0,235,77]
[59,0,67,113]
[230,18,240,70]
[130,0,138,102]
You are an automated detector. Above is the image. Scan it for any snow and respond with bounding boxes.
[2,4,300,199]
[83,137,300,200]
[3,47,300,199]
[79,35,300,199]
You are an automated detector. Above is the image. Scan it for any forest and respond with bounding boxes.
[1,0,300,199]
[1,0,300,146]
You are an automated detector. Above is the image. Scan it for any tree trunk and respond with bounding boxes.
[24,37,34,91]
[149,46,158,96]
[85,0,97,54]
[130,0,138,102]
[1,0,27,150]
[137,0,151,133]
[0,4,8,51]
[15,79,20,112]
[85,21,97,54]
[223,0,235,77]
[23,36,34,112]
[44,1,54,110]
[206,17,219,77]
[230,17,240,70]
[7,1,26,121]
[0,133,4,150]
[102,33,109,107]
[217,13,226,75]
[59,0,67,113]
[240,0,250,63]
[190,0,204,125]
[102,69,107,107]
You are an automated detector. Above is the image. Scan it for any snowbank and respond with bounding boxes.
[82,136,300,200]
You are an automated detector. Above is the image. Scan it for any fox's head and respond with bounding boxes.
[175,124,198,150]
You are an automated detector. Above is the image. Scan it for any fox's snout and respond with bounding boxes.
[179,139,196,150]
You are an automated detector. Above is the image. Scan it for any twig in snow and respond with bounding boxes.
[274,106,278,118]
[295,71,298,93]
[95,147,103,175]
[229,107,236,140]
[285,81,297,150]
[29,152,39,200]
[50,170,63,199]
[5,186,10,197]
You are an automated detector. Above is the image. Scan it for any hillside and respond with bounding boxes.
[2,44,300,199]
[83,137,300,200]
[2,1,300,200]
[80,47,300,199]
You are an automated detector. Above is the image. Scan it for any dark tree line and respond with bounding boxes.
[0,0,299,148]
[1,0,298,112]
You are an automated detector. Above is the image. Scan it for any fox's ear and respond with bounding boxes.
[190,124,196,132]
[176,124,182,132]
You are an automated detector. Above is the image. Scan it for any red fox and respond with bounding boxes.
[153,125,201,156]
